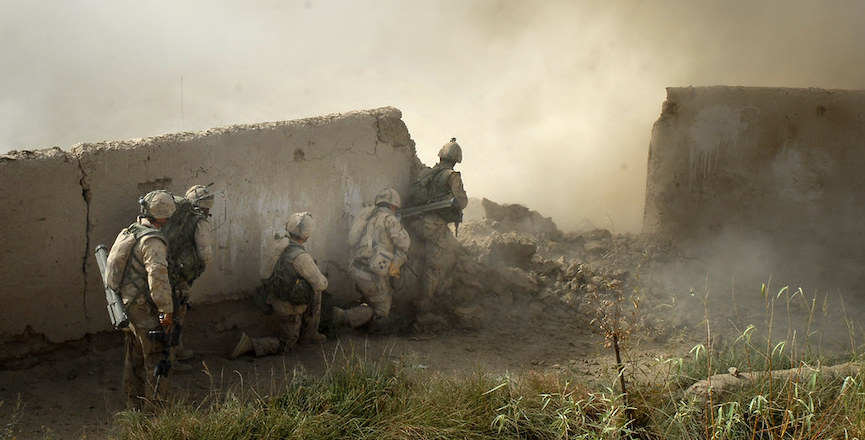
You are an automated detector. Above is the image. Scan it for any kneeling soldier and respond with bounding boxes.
[232,212,327,358]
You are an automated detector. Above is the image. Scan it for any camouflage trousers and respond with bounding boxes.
[410,216,458,313]
[251,291,322,356]
[344,264,392,328]
[124,302,169,410]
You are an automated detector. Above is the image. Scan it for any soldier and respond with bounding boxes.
[161,184,215,370]
[404,138,468,331]
[106,190,176,409]
[333,188,410,332]
[231,212,328,358]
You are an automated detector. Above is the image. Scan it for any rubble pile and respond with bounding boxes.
[433,198,678,340]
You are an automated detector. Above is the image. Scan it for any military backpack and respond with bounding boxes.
[162,197,208,286]
[405,164,462,223]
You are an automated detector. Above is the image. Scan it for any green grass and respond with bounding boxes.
[110,340,864,440]
[114,350,632,440]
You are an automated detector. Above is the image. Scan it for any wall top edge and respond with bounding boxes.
[3,106,404,159]
[665,85,865,98]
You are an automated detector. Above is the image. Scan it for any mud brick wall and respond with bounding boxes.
[0,107,416,348]
[644,86,865,288]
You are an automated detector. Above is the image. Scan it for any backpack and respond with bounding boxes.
[405,165,462,223]
[162,197,208,286]
[348,207,394,277]
[105,222,166,292]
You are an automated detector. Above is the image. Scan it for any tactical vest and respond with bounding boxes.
[254,243,314,313]
[162,198,208,285]
[119,222,167,299]
[406,164,462,222]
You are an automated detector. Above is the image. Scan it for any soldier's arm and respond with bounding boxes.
[386,215,411,254]
[194,218,214,267]
[141,236,173,314]
[293,252,328,292]
[448,171,468,210]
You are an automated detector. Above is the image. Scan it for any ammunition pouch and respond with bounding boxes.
[256,276,314,309]
[367,248,394,277]
[277,278,314,305]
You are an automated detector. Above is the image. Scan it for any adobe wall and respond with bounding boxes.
[644,87,865,289]
[0,107,417,350]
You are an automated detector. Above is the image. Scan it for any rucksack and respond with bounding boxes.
[162,197,208,285]
[348,207,394,277]
[105,222,166,292]
[405,164,462,223]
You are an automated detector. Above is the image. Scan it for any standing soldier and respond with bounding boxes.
[161,184,215,370]
[333,188,410,332]
[404,138,468,332]
[104,190,176,409]
[231,212,328,358]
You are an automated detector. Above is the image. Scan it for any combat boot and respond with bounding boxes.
[170,349,193,372]
[331,306,348,328]
[413,312,447,335]
[175,347,194,361]
[300,331,327,344]
[230,332,253,359]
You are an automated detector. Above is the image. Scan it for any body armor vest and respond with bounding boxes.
[269,243,314,304]
[119,222,167,296]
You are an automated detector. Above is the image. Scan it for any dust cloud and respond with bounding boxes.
[3,0,865,232]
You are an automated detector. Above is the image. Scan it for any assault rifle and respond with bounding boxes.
[148,323,182,399]
[94,245,129,329]
[398,197,463,236]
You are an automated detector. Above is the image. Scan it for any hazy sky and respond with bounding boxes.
[3,0,865,231]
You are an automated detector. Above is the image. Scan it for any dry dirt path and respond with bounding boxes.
[0,313,620,440]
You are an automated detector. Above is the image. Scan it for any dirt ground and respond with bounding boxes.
[0,299,648,440]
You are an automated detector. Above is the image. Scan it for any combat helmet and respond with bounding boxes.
[285,212,315,240]
[437,137,462,164]
[374,188,401,209]
[139,190,176,219]
[185,184,215,209]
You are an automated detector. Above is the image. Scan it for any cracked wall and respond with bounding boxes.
[644,86,865,289]
[0,106,416,352]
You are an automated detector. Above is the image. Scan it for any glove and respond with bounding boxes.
[159,312,173,328]
[388,262,401,278]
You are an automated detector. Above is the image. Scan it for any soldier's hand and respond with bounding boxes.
[388,262,401,278]
[159,312,173,328]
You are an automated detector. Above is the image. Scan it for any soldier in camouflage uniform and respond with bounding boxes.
[333,188,410,332]
[106,190,176,409]
[161,184,215,370]
[404,138,468,331]
[231,212,328,358]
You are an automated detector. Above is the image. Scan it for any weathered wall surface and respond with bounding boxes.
[644,87,865,288]
[0,107,416,350]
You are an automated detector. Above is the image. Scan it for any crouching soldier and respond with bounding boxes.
[104,190,176,409]
[231,212,328,358]
[333,188,410,332]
